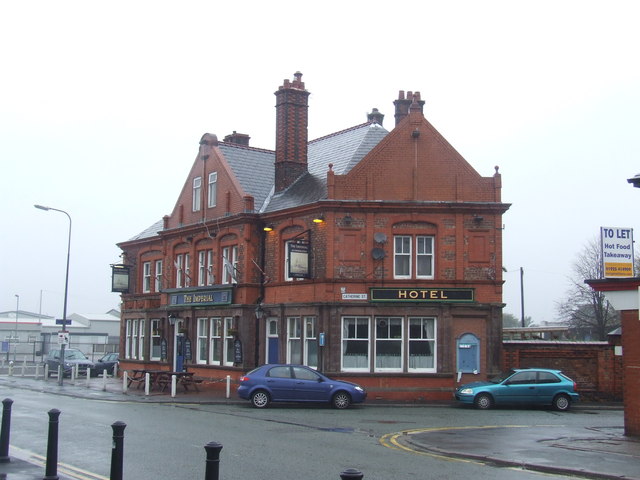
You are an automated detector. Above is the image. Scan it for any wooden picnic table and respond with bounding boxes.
[127,369,201,392]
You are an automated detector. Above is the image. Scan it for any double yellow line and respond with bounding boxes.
[10,445,108,480]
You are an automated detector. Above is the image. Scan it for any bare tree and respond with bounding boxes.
[557,238,620,340]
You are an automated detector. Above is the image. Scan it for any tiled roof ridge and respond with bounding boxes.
[309,122,373,144]
[219,142,274,154]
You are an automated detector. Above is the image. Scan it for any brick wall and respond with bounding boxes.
[502,341,623,401]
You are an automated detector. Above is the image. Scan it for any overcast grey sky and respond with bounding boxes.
[1,1,638,324]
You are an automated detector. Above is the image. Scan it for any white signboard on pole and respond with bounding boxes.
[600,227,634,278]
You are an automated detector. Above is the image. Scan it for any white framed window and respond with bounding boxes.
[223,317,235,366]
[198,250,214,286]
[222,246,238,284]
[208,172,217,208]
[394,235,435,279]
[207,250,214,285]
[375,317,403,372]
[175,254,184,288]
[340,316,438,373]
[142,262,151,293]
[286,316,318,368]
[138,319,145,361]
[155,260,163,292]
[197,318,208,364]
[416,236,434,278]
[184,254,191,287]
[131,319,138,359]
[304,317,318,369]
[341,317,370,371]
[287,317,302,364]
[209,318,222,365]
[150,319,161,360]
[125,320,132,359]
[394,236,411,278]
[193,176,202,211]
[408,317,436,372]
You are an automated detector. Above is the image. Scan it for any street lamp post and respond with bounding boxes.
[35,204,71,386]
[13,295,19,362]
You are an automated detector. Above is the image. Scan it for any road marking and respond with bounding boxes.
[10,445,109,480]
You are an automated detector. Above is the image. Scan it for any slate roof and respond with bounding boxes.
[218,143,274,211]
[128,121,388,240]
[264,122,388,212]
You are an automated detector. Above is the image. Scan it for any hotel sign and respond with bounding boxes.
[370,287,474,303]
[169,288,233,306]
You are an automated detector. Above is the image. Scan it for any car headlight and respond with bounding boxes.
[459,388,474,395]
[354,386,364,392]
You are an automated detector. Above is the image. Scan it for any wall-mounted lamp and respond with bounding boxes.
[168,314,178,325]
[313,215,325,224]
[263,225,274,232]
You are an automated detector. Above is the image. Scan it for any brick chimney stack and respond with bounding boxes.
[367,108,384,126]
[394,90,425,126]
[274,72,310,193]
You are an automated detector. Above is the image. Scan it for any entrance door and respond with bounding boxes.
[266,318,279,364]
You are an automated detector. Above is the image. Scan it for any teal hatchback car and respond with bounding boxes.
[454,368,579,411]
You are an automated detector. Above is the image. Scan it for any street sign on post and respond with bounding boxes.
[57,331,69,345]
[55,319,72,326]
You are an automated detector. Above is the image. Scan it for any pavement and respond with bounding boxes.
[0,374,639,480]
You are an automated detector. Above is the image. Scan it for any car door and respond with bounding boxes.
[535,371,563,404]
[499,371,539,404]
[264,366,297,401]
[292,366,331,401]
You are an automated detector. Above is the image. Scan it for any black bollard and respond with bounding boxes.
[0,398,13,463]
[110,421,126,480]
[204,442,223,480]
[43,409,61,480]
[340,468,364,480]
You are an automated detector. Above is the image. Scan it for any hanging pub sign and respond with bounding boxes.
[288,241,310,278]
[111,264,130,293]
[370,287,474,303]
[600,227,634,278]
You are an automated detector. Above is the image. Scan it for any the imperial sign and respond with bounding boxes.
[370,287,474,303]
[600,227,634,278]
[169,288,233,306]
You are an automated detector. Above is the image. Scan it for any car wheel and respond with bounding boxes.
[552,394,571,411]
[251,390,270,408]
[474,393,493,410]
[332,391,351,409]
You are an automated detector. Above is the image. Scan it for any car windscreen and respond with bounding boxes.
[64,350,88,360]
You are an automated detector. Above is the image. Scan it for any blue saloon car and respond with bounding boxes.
[238,364,367,409]
[454,368,579,410]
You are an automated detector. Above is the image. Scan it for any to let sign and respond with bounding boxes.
[601,227,634,278]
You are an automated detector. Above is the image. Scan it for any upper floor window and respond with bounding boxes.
[175,254,184,288]
[208,172,217,208]
[193,177,202,212]
[198,250,214,286]
[184,253,191,287]
[154,260,163,292]
[142,262,151,293]
[222,246,238,284]
[394,235,434,279]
